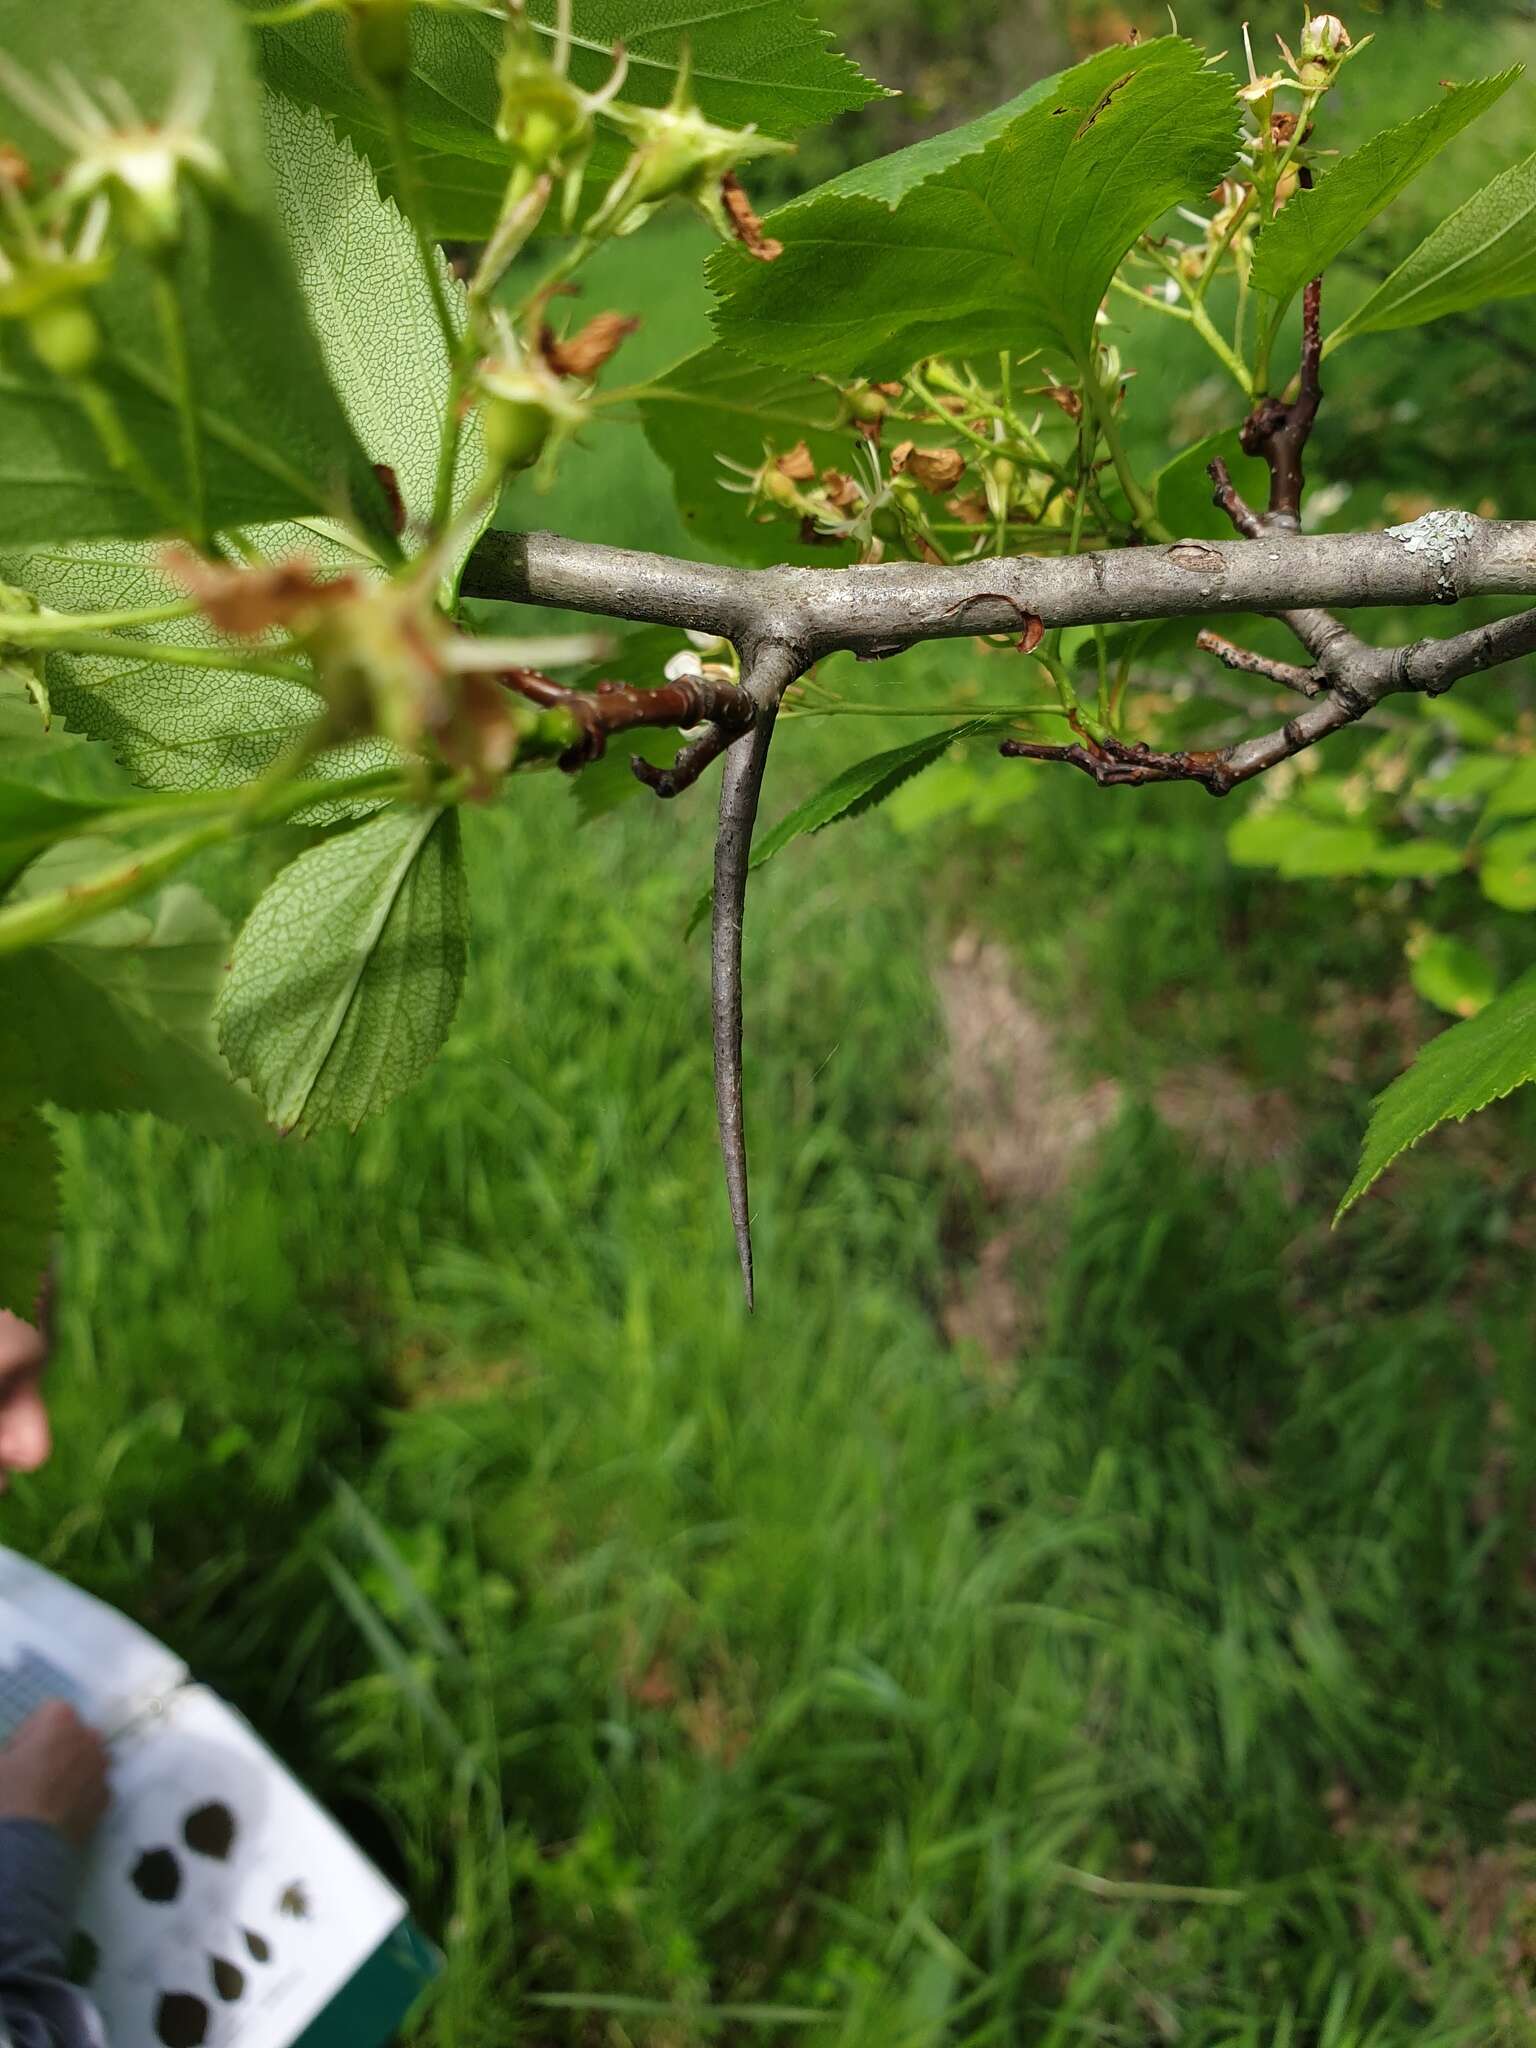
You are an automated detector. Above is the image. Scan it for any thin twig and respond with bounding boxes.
[1196,630,1325,698]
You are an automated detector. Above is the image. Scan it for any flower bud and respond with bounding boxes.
[496,27,593,178]
[598,55,791,242]
[1279,11,1370,91]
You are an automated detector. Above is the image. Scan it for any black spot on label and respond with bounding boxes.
[131,1849,181,1903]
[210,1954,245,2002]
[155,1992,209,2047]
[65,1929,100,1987]
[244,1927,272,1963]
[277,1881,311,1920]
[183,1801,237,1861]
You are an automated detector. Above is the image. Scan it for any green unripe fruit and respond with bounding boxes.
[496,53,591,171]
[843,382,890,427]
[27,298,101,378]
[483,397,553,473]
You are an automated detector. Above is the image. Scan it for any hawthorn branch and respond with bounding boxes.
[1001,609,1536,794]
[502,665,756,769]
[463,517,1536,659]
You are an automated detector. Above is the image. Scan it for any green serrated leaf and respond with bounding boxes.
[0,539,393,810]
[0,868,267,1139]
[0,1105,57,1318]
[263,91,483,554]
[639,345,860,567]
[217,805,468,1135]
[1339,962,1536,1215]
[0,0,393,549]
[0,98,477,807]
[686,719,997,937]
[1250,71,1520,309]
[254,0,885,240]
[1331,148,1536,347]
[0,670,132,803]
[710,39,1240,382]
[1409,934,1498,1020]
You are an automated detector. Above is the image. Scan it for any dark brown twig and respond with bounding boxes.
[502,666,756,771]
[1196,630,1326,698]
[1207,457,1266,540]
[631,722,735,798]
[1241,275,1324,524]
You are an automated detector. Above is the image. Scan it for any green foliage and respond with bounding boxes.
[0,94,473,805]
[1341,962,1536,1212]
[19,743,1536,2043]
[1227,806,1462,881]
[0,0,395,549]
[0,869,266,1139]
[216,806,468,1136]
[1479,820,1536,909]
[255,0,885,239]
[1250,70,1520,308]
[1155,432,1269,541]
[1409,932,1498,1018]
[687,717,999,933]
[261,91,483,558]
[0,781,122,895]
[709,39,1240,379]
[1332,147,1536,344]
[639,346,855,565]
[0,1105,56,1315]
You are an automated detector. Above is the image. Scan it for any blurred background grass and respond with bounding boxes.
[13,2,1536,2041]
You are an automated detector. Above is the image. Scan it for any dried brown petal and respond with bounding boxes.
[1044,385,1083,421]
[946,492,989,526]
[720,172,782,262]
[434,671,520,794]
[541,310,640,380]
[820,468,861,511]
[161,548,356,639]
[774,440,816,482]
[0,143,29,189]
[890,442,966,494]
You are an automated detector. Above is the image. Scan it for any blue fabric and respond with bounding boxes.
[0,1821,100,2048]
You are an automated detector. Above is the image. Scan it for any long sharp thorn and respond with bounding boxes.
[710,646,794,1311]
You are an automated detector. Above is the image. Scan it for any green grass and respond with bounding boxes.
[18,59,1536,2043]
